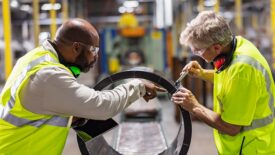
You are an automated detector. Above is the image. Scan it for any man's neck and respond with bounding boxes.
[49,40,68,65]
[221,39,234,54]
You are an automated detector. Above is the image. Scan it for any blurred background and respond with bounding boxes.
[0,0,273,154]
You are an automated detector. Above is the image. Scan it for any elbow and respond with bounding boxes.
[218,118,241,136]
[224,127,241,136]
[227,130,240,136]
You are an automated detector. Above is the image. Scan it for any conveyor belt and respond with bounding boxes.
[76,68,192,155]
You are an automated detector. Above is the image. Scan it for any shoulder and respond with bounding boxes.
[34,66,75,84]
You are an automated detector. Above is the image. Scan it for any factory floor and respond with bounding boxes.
[62,98,218,155]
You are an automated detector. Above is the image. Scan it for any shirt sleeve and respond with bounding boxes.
[220,64,260,126]
[20,67,146,120]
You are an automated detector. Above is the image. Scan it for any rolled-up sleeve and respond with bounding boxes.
[21,67,146,120]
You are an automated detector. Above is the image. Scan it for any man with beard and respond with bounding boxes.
[0,19,165,154]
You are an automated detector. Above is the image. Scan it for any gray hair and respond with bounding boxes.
[180,11,232,49]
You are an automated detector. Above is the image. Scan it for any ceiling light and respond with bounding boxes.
[126,7,134,13]
[20,4,32,12]
[118,6,126,13]
[123,1,139,8]
[204,0,217,7]
[41,3,61,11]
[10,0,19,8]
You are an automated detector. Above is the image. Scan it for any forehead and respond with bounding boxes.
[87,28,99,44]
[87,35,99,46]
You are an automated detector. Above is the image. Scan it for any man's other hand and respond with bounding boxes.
[182,61,204,78]
[142,80,166,102]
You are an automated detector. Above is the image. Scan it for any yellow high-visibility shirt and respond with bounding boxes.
[213,36,275,155]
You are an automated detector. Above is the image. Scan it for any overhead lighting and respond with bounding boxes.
[123,1,139,8]
[41,3,61,11]
[118,6,135,13]
[204,0,217,7]
[10,0,19,8]
[20,4,32,12]
[126,7,134,13]
[222,11,234,21]
[118,6,126,13]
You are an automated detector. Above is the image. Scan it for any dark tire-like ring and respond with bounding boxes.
[76,69,192,155]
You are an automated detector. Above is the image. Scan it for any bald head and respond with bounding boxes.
[55,19,99,46]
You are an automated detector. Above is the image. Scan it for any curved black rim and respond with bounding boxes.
[77,69,192,155]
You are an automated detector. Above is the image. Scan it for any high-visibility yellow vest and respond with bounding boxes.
[213,36,275,154]
[0,45,72,155]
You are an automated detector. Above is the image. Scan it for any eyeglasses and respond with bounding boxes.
[78,42,99,55]
[191,46,209,55]
[193,48,207,55]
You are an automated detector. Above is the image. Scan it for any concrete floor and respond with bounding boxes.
[62,98,217,155]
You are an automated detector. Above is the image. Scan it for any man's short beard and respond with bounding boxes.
[74,49,95,73]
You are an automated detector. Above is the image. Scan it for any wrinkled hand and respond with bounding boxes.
[142,80,166,102]
[182,61,204,78]
[171,87,199,112]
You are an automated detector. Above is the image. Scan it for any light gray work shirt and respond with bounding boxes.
[20,41,146,120]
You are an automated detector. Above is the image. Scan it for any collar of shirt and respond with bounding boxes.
[42,40,59,59]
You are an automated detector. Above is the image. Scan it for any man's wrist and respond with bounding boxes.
[198,69,206,79]
[190,103,202,115]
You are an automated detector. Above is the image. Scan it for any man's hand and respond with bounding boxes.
[142,81,166,102]
[182,61,204,78]
[171,87,199,112]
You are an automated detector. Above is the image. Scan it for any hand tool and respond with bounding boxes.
[175,71,188,89]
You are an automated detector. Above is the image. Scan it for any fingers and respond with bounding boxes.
[182,61,201,71]
[181,61,203,78]
[178,87,191,93]
[172,96,184,104]
[172,91,189,100]
[171,87,199,112]
[143,85,158,102]
[171,87,193,101]
[155,86,166,92]
[182,61,193,71]
[143,91,156,102]
[144,82,166,92]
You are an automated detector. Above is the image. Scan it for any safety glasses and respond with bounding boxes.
[192,47,208,55]
[78,42,99,55]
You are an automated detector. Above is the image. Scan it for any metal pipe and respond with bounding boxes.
[214,0,220,13]
[198,0,204,12]
[62,0,69,22]
[251,14,258,31]
[2,0,13,80]
[271,0,275,69]
[33,0,40,46]
[235,0,243,33]
[50,0,57,40]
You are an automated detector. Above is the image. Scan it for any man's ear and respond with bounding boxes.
[72,42,81,56]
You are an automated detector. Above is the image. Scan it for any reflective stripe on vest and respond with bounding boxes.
[0,54,69,127]
[231,55,275,131]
